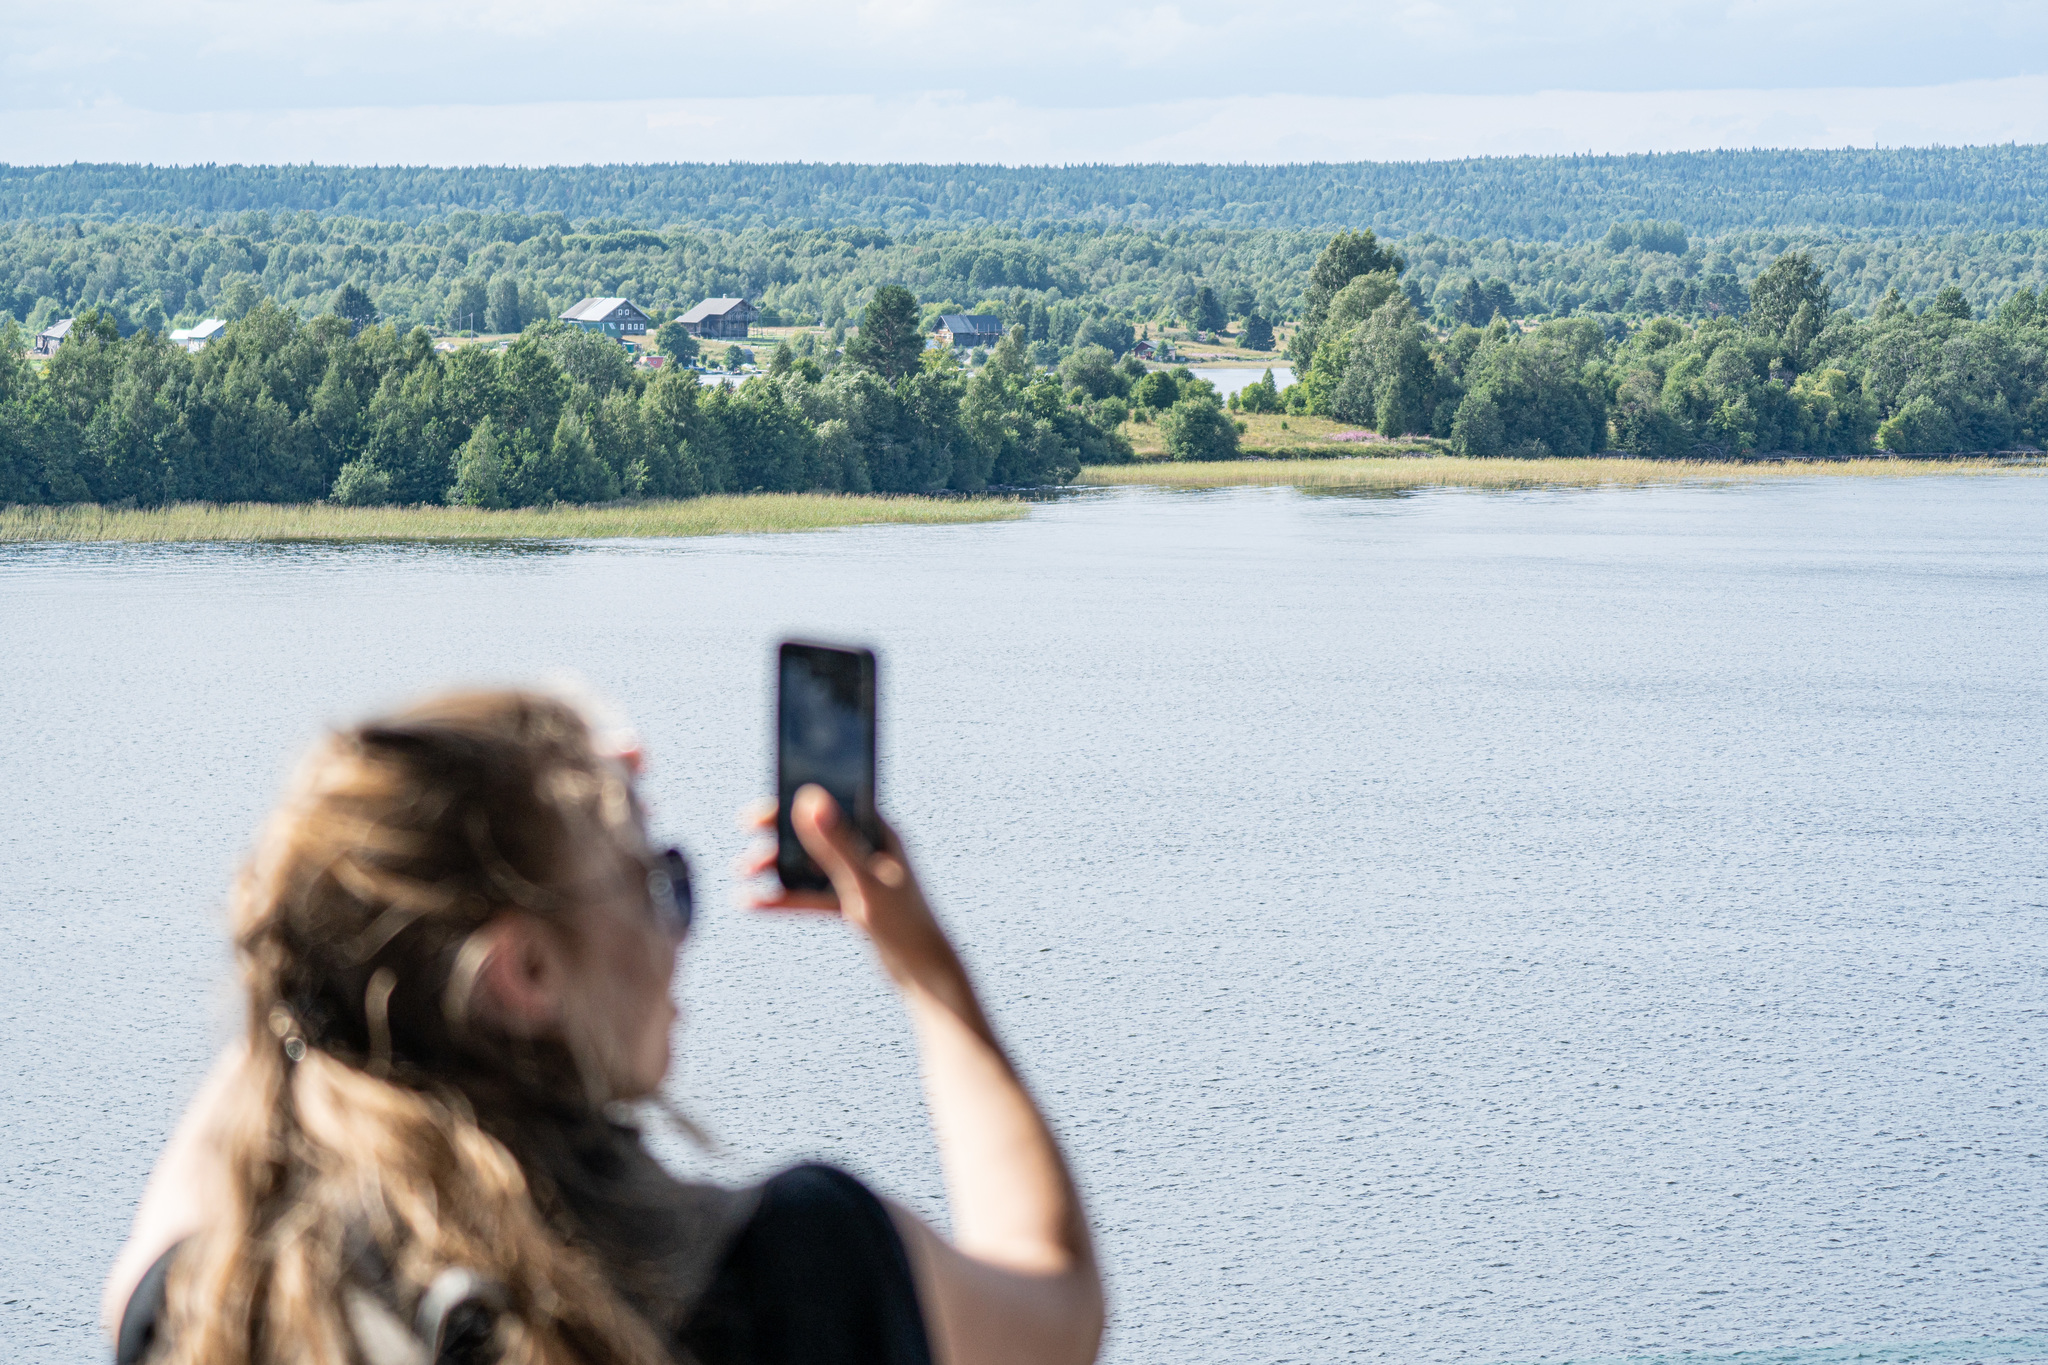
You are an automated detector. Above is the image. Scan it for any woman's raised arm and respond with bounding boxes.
[751,787,1105,1365]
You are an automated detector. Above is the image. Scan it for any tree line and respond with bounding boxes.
[1278,232,2048,457]
[7,228,2045,511]
[6,212,2046,358]
[9,148,2048,237]
[0,286,1133,508]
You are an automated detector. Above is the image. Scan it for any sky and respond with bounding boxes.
[4,0,2046,164]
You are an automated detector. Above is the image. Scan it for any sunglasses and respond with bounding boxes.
[643,847,696,938]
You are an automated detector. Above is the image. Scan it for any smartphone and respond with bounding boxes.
[776,641,879,892]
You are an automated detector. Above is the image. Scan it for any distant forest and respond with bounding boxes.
[6,147,2048,237]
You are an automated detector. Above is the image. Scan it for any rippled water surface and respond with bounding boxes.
[4,480,2045,1363]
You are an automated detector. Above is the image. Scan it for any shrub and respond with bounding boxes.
[1450,394,1506,457]
[330,458,393,506]
[1876,396,1960,453]
[1160,394,1241,461]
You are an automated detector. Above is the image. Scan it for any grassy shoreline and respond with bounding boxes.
[9,456,2035,543]
[1081,454,2045,490]
[0,494,1024,544]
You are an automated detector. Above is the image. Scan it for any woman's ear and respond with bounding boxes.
[471,914,569,1036]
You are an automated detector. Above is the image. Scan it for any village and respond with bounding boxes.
[21,292,1217,371]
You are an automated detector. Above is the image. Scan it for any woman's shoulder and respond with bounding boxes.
[115,1242,180,1365]
[751,1162,895,1237]
[680,1163,931,1365]
[115,1165,932,1365]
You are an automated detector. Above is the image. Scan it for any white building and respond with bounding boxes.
[168,319,228,353]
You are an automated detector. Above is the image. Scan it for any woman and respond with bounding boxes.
[103,689,1102,1365]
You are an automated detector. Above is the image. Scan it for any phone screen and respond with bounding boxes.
[776,642,878,892]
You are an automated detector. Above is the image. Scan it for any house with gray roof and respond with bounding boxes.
[560,297,651,342]
[934,315,1005,349]
[169,318,228,352]
[32,318,73,357]
[678,297,759,340]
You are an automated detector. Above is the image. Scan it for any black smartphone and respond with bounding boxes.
[776,641,879,892]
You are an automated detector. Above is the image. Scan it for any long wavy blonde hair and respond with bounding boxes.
[157,690,681,1365]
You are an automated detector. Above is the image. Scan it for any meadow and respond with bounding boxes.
[1119,412,1438,460]
[0,493,1023,543]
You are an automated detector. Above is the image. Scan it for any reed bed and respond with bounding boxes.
[0,494,1025,544]
[1081,455,2043,491]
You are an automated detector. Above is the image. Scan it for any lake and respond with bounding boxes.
[3,478,2045,1364]
[1187,363,1294,398]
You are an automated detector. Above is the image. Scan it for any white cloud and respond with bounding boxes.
[4,0,2044,119]
[5,78,2044,167]
[0,0,2042,164]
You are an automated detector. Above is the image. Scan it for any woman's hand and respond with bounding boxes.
[739,790,1104,1365]
[741,787,961,992]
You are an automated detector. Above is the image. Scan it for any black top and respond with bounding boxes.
[117,1163,931,1365]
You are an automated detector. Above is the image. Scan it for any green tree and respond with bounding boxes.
[983,325,1032,378]
[1133,369,1180,411]
[1237,369,1281,413]
[449,417,508,507]
[330,457,392,505]
[220,276,263,320]
[1929,286,1972,320]
[638,367,707,497]
[725,379,817,491]
[1876,395,1959,452]
[1330,296,1436,435]
[487,276,524,334]
[1240,314,1274,351]
[1160,391,1240,461]
[495,328,571,440]
[543,326,635,395]
[654,319,699,364]
[1456,322,1609,456]
[448,277,488,332]
[1291,229,1404,367]
[516,408,617,504]
[1450,393,1505,456]
[1609,369,1688,457]
[1995,287,2038,328]
[1788,368,1877,454]
[332,283,376,333]
[846,284,925,382]
[1192,286,1226,333]
[1059,345,1121,399]
[1072,315,1135,357]
[1748,252,1830,344]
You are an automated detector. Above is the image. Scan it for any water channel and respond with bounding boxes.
[3,478,2044,1362]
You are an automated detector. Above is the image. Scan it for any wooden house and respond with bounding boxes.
[679,298,759,340]
[560,297,651,342]
[32,318,73,356]
[934,314,1004,349]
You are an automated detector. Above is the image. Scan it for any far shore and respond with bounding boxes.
[0,494,1023,544]
[1082,454,2046,491]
